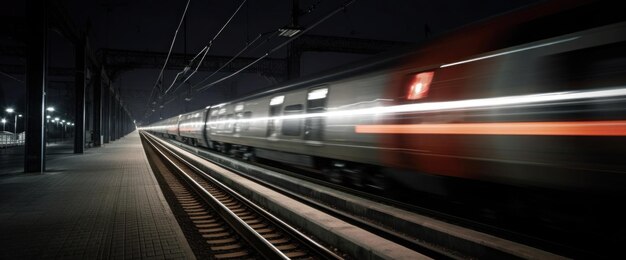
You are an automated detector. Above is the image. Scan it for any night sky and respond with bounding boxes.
[1,0,542,125]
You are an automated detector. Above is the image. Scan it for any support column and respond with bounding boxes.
[25,0,47,173]
[103,84,110,143]
[74,37,86,153]
[111,93,117,141]
[93,68,102,147]
[117,100,123,138]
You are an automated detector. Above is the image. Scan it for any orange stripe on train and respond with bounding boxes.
[355,120,626,136]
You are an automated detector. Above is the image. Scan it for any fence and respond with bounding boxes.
[0,132,25,148]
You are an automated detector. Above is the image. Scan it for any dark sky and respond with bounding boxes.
[1,0,542,124]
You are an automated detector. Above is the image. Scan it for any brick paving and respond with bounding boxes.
[0,131,195,259]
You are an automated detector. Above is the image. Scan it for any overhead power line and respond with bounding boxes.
[143,0,192,119]
[195,0,356,93]
[163,0,248,95]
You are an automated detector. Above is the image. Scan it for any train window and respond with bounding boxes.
[209,116,217,129]
[225,114,234,132]
[282,104,303,136]
[242,111,252,131]
[305,88,328,141]
[267,96,284,137]
[234,112,243,133]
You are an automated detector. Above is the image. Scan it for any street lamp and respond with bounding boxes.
[46,107,55,112]
[1,118,6,131]
[6,108,18,136]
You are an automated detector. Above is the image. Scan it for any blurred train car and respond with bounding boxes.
[144,0,626,243]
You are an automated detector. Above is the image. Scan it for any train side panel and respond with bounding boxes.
[374,22,626,192]
[178,108,208,146]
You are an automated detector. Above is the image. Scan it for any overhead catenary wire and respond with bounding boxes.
[195,0,356,92]
[163,0,248,96]
[143,0,192,119]
[192,31,267,88]
[144,0,191,117]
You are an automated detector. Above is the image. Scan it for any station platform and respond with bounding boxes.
[0,131,195,259]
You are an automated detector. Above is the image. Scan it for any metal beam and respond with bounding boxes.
[0,64,74,78]
[99,48,288,80]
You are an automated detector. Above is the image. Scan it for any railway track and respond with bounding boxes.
[149,132,571,259]
[141,132,343,259]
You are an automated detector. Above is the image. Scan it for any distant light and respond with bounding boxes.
[18,114,22,117]
[1,119,5,123]
[54,117,59,121]
[278,27,301,37]
[5,108,14,113]
[61,120,65,123]
[46,107,55,112]
[46,115,51,119]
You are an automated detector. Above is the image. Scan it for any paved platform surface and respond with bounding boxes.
[0,139,74,176]
[0,131,195,259]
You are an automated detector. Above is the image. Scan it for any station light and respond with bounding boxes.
[46,115,51,119]
[54,117,59,121]
[6,108,14,113]
[46,107,55,112]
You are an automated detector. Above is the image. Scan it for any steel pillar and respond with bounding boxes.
[24,0,47,173]
[92,68,102,146]
[74,37,85,153]
[111,93,117,141]
[103,84,110,143]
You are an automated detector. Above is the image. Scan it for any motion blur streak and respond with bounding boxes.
[355,120,626,136]
[440,37,579,68]
[139,87,626,132]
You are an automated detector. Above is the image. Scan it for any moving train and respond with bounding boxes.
[144,0,626,210]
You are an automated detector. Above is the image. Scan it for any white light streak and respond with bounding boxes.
[143,87,626,132]
[440,37,579,68]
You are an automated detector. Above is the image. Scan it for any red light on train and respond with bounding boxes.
[407,71,434,100]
